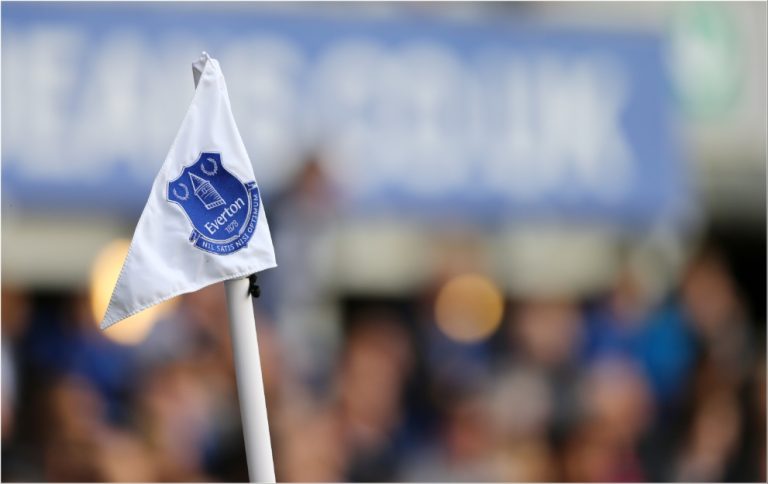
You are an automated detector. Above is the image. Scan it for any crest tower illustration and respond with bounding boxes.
[190,172,226,209]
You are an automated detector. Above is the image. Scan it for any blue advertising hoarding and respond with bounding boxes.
[1,3,687,225]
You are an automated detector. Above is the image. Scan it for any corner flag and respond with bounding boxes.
[101,52,277,330]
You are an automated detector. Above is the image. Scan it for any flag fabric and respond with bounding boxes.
[101,52,277,330]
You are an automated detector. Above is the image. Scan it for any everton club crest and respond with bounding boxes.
[167,152,260,255]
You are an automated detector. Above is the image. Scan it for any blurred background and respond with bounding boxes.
[2,1,766,482]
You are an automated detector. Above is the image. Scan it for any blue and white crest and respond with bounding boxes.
[167,152,260,255]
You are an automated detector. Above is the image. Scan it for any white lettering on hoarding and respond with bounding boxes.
[2,27,634,203]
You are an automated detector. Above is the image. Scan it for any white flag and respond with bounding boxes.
[101,52,277,330]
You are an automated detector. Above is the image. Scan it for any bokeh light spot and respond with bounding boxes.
[434,273,505,343]
[90,239,177,345]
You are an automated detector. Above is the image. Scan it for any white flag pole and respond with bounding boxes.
[224,277,276,483]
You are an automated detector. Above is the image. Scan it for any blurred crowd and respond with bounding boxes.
[1,161,766,483]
